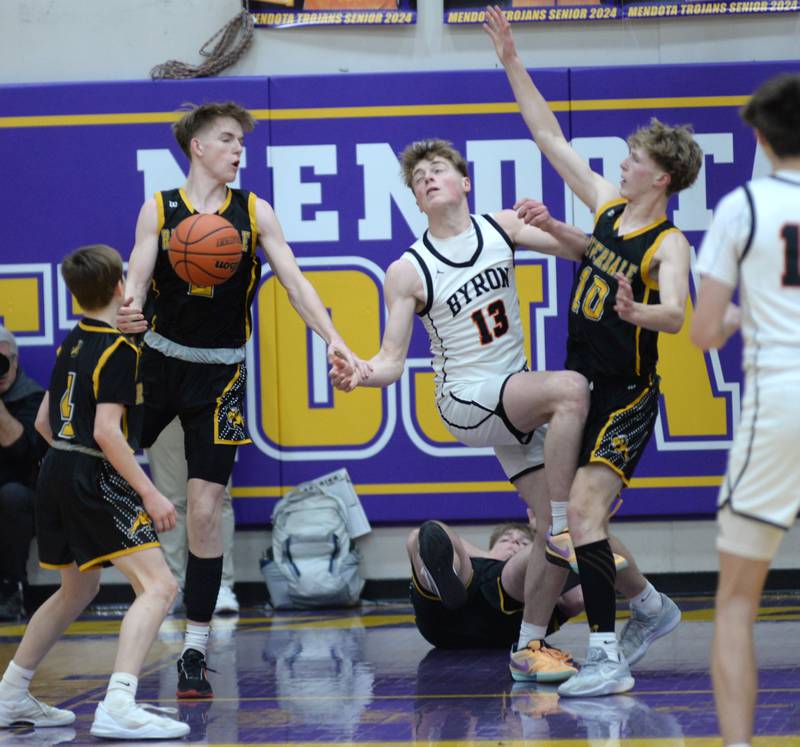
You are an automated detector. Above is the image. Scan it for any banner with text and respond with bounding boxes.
[248,0,416,27]
[443,1,799,24]
[1,59,798,525]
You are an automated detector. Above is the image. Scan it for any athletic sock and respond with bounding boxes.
[183,552,223,624]
[589,631,620,662]
[103,672,138,712]
[574,538,617,634]
[183,623,210,657]
[0,660,34,700]
[629,580,663,616]
[550,501,568,535]
[517,622,547,650]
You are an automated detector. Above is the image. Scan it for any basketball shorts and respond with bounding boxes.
[36,449,160,572]
[579,374,660,484]
[716,369,800,560]
[410,557,577,648]
[436,374,546,482]
[140,346,250,485]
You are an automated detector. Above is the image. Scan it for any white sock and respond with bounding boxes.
[629,581,663,616]
[0,660,34,700]
[183,623,210,656]
[103,672,138,712]
[725,743,751,747]
[589,632,619,662]
[517,622,548,650]
[550,501,568,535]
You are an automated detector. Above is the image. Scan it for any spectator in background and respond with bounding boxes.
[147,417,239,615]
[0,325,47,621]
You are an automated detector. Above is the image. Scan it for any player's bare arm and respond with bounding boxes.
[614,232,690,333]
[690,275,740,350]
[255,197,371,380]
[118,198,160,334]
[495,203,588,261]
[331,258,422,392]
[483,5,616,213]
[34,392,53,445]
[94,402,177,533]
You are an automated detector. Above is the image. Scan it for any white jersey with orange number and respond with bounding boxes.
[403,213,528,399]
[697,170,800,372]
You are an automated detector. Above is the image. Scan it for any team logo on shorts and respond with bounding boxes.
[611,435,629,461]
[129,511,153,539]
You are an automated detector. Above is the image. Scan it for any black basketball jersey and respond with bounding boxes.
[48,319,143,452]
[150,187,261,349]
[566,199,679,380]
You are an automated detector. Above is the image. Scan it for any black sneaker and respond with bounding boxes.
[418,521,467,610]
[176,648,214,699]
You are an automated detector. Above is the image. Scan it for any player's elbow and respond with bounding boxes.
[689,322,720,351]
[662,305,685,335]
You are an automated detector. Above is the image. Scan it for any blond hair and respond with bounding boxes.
[627,118,703,196]
[399,139,469,189]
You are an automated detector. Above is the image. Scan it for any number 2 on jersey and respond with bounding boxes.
[471,300,509,345]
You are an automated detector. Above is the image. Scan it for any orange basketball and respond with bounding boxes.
[168,214,242,286]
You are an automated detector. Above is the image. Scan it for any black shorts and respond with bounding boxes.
[580,374,660,484]
[36,449,160,572]
[410,557,577,649]
[140,346,250,485]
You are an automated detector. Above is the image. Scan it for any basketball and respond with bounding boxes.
[168,213,242,286]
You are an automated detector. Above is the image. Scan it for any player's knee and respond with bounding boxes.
[558,372,590,416]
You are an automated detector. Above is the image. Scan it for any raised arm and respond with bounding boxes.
[494,202,588,261]
[255,197,370,380]
[118,198,160,334]
[614,232,690,334]
[330,258,422,391]
[483,5,617,212]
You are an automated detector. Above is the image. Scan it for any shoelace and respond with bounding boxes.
[540,641,574,664]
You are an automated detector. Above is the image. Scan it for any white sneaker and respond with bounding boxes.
[619,592,681,666]
[90,701,190,739]
[214,585,239,615]
[0,692,75,727]
[557,647,634,698]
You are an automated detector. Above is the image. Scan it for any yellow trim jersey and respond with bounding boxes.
[48,319,142,452]
[150,187,261,349]
[567,199,678,379]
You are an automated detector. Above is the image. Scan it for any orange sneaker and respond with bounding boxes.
[545,531,629,574]
[509,640,577,683]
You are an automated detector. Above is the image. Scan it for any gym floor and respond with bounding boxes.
[1,593,799,746]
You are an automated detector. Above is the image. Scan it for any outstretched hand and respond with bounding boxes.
[328,341,371,392]
[514,198,555,233]
[613,272,636,322]
[116,296,148,334]
[483,5,517,65]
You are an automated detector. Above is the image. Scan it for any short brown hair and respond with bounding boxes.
[61,244,123,312]
[628,118,703,196]
[172,102,255,159]
[399,139,469,188]
[488,522,533,549]
[741,73,800,158]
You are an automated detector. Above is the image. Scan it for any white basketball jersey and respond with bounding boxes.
[404,214,527,396]
[697,171,800,370]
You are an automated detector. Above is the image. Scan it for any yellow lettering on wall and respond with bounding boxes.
[0,278,40,331]
[412,263,545,444]
[658,300,729,436]
[259,269,382,447]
